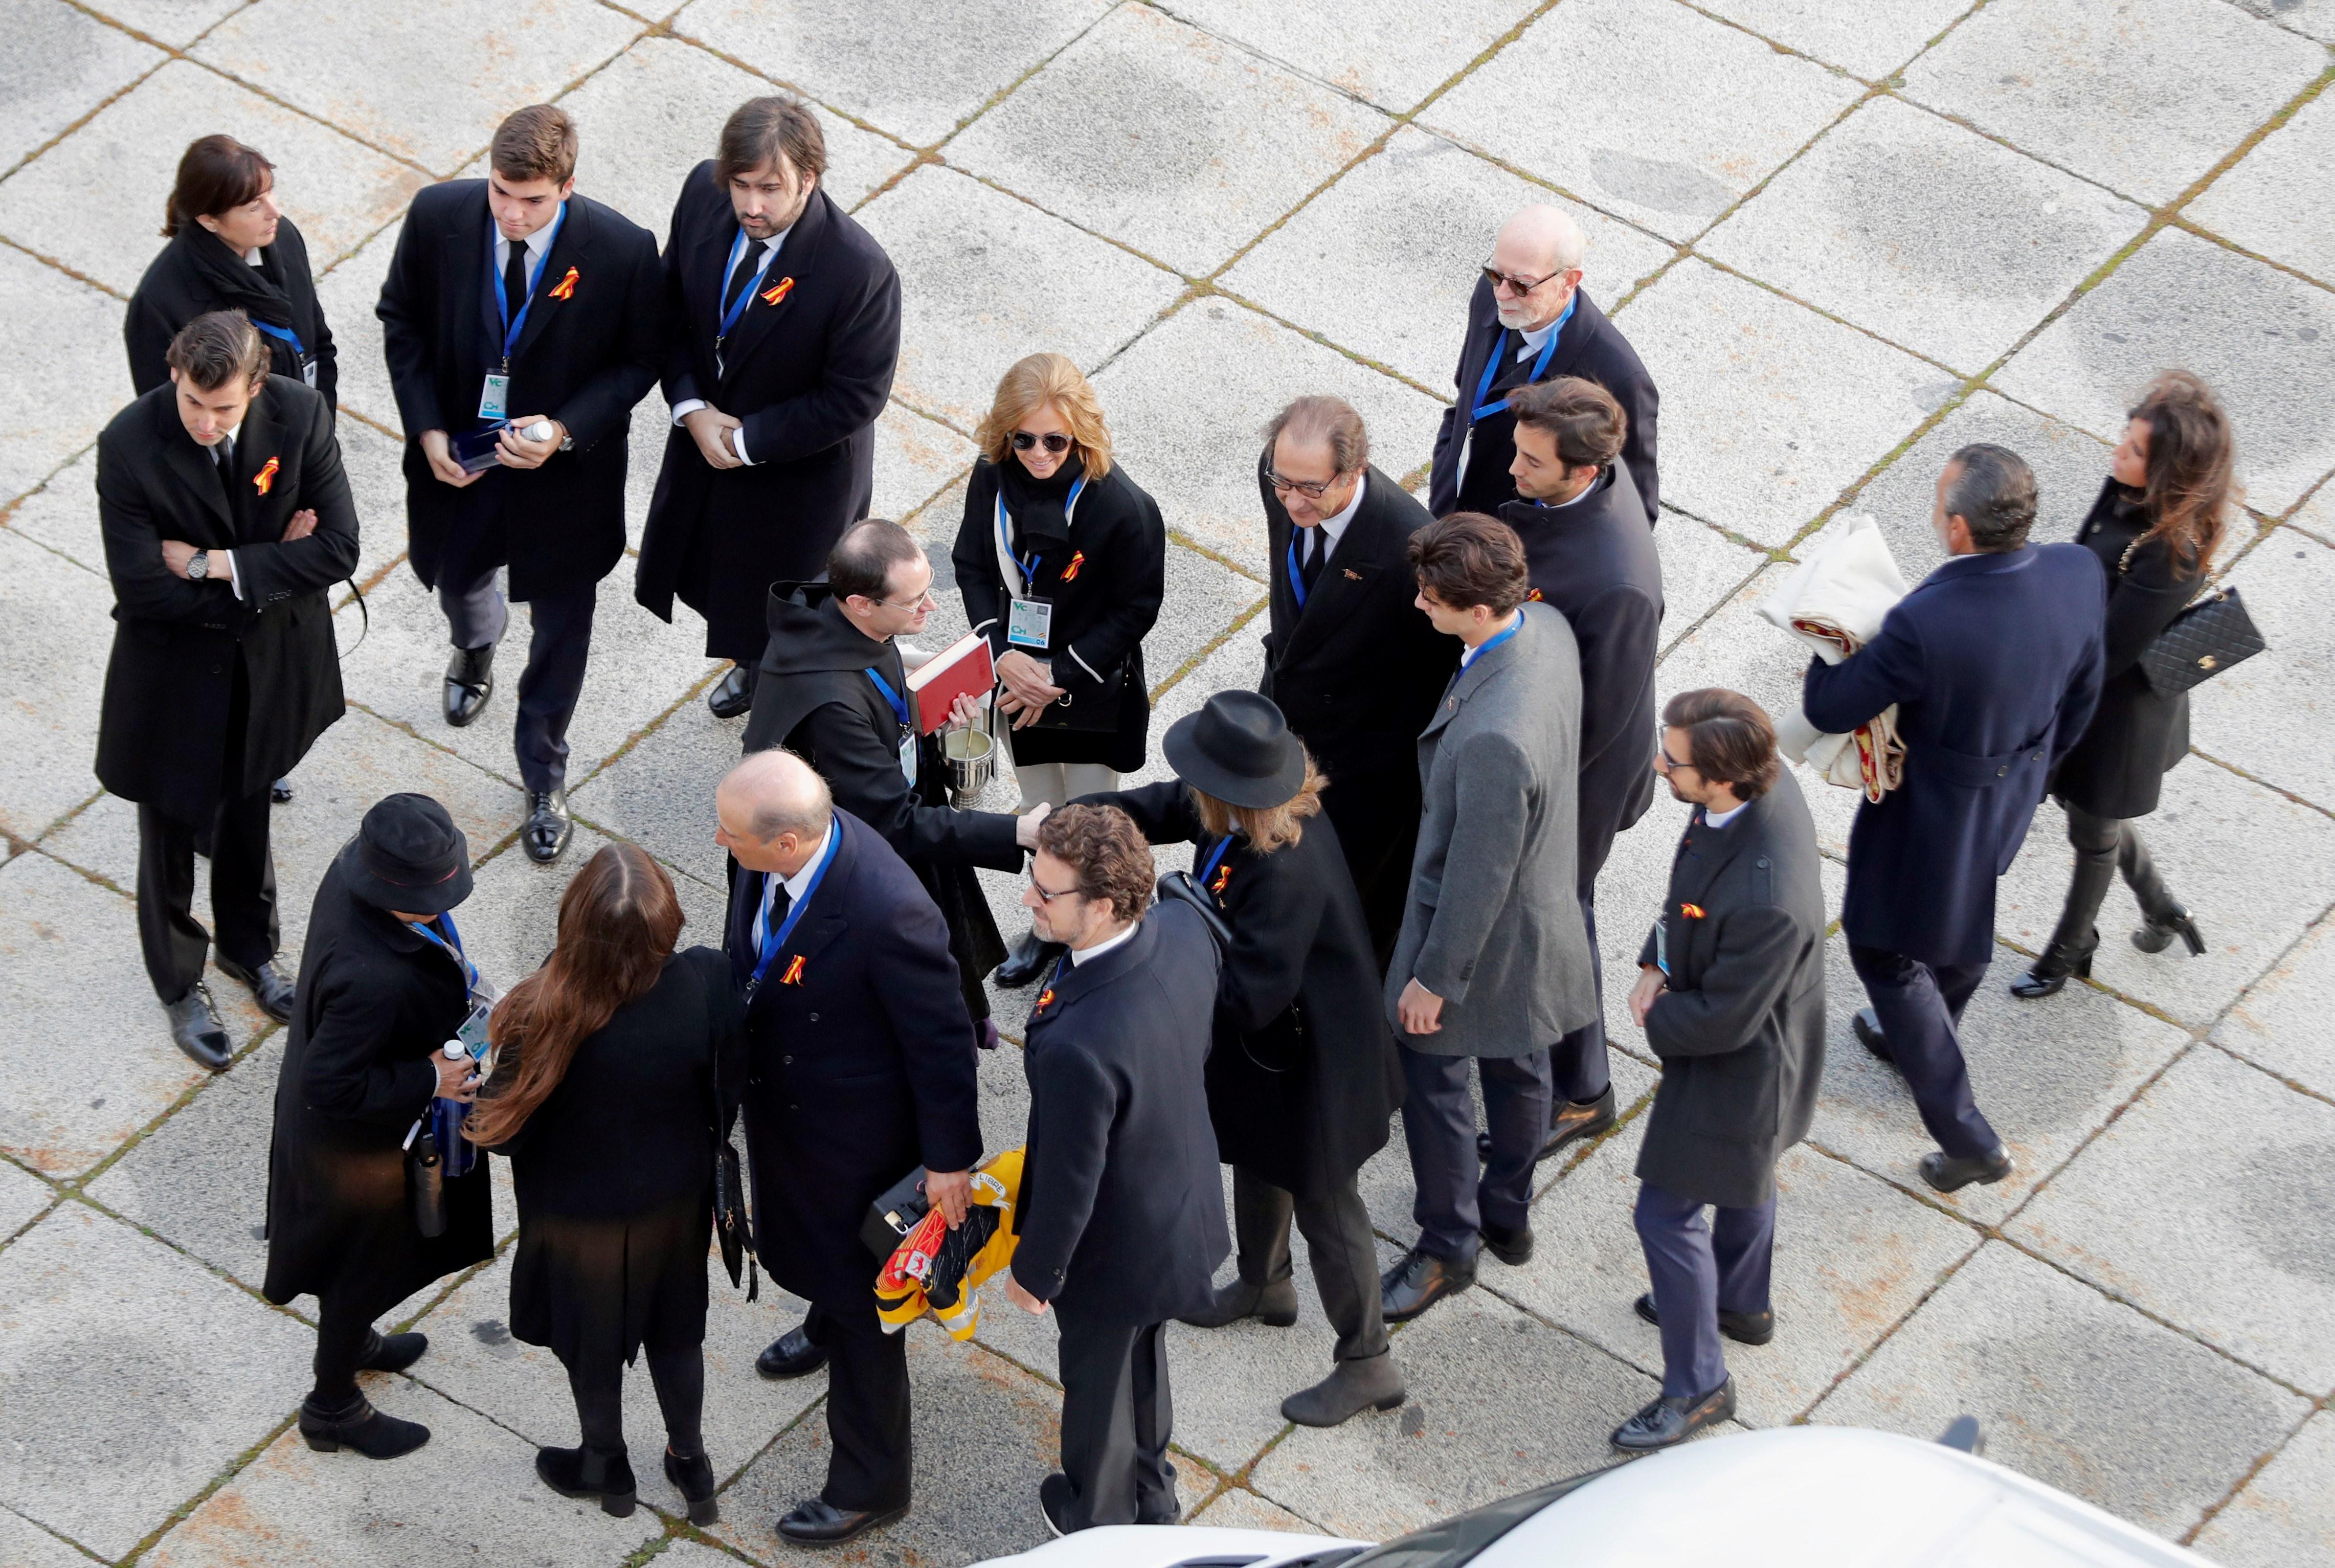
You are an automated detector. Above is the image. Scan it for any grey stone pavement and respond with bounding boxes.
[2,0,2333,1562]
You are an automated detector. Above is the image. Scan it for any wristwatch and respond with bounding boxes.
[187,550,210,580]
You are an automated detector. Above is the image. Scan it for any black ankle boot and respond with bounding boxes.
[2010,930,2098,998]
[299,1393,431,1459]
[2133,906,2206,957]
[993,930,1065,990]
[665,1447,719,1525]
[536,1444,636,1516]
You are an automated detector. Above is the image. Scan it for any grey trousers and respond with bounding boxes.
[1229,1166,1389,1364]
[1399,1046,1552,1263]
[440,566,597,793]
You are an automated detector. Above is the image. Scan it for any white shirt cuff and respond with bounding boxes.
[220,549,242,601]
[670,398,708,425]
[730,425,752,465]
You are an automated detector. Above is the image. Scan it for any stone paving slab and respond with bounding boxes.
[2212,914,2335,1103]
[312,223,401,435]
[2227,0,2335,41]
[0,1159,57,1242]
[80,0,246,49]
[2186,86,2335,289]
[0,242,128,509]
[0,1504,95,1568]
[1189,1483,1328,1533]
[1154,0,1534,114]
[1813,1240,2310,1541]
[2192,1406,2335,1567]
[0,1,161,175]
[1693,0,1975,80]
[2188,526,2334,810]
[0,527,113,842]
[871,400,981,523]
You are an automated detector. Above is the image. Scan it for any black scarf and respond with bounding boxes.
[179,222,299,333]
[998,452,1086,556]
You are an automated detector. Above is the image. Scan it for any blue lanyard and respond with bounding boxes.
[490,201,567,368]
[1197,836,1234,899]
[1286,530,1319,609]
[411,912,478,992]
[1466,615,1522,667]
[717,228,775,341]
[995,475,1087,591]
[750,826,841,992]
[252,320,306,358]
[1469,293,1574,421]
[866,667,911,730]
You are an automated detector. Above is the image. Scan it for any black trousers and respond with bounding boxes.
[799,1298,911,1511]
[1053,1309,1179,1529]
[1229,1166,1388,1364]
[1321,769,1420,971]
[1849,943,1997,1159]
[134,656,276,1003]
[2048,802,2176,950]
[439,561,597,794]
[1548,885,1613,1107]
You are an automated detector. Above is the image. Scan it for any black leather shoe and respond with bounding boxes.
[522,788,572,864]
[1611,1376,1735,1452]
[756,1324,829,1380]
[270,776,294,803]
[1039,1472,1076,1537]
[1920,1146,2013,1193]
[1853,1006,1894,1068]
[444,643,495,727]
[665,1447,720,1526]
[216,955,296,1023]
[707,662,756,720]
[1478,1218,1534,1267]
[2133,906,2206,957]
[993,930,1066,990]
[778,1496,905,1544]
[357,1328,428,1374]
[1634,1291,1773,1346]
[165,985,232,1072]
[299,1394,430,1459]
[536,1444,636,1517]
[2010,931,2097,999]
[1179,1276,1298,1329]
[1478,1083,1618,1164]
[1379,1245,1474,1325]
[1282,1352,1406,1427]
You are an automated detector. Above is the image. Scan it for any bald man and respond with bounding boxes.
[1428,205,1659,527]
[714,748,981,1545]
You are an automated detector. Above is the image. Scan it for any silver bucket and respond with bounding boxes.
[944,724,997,808]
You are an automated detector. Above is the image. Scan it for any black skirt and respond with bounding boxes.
[509,1189,712,1369]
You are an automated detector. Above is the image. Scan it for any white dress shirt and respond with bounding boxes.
[1702,799,1748,829]
[1306,472,1367,561]
[751,817,833,954]
[671,227,792,465]
[1516,313,1561,361]
[1069,919,1139,967]
[492,224,557,292]
[1460,609,1521,669]
[207,429,244,599]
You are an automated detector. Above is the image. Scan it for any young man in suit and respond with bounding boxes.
[713,749,979,1547]
[1494,377,1666,1160]
[1380,516,1597,1325]
[637,95,903,720]
[1428,205,1659,526]
[1617,690,1825,1452]
[1256,395,1456,964]
[95,311,358,1068]
[377,104,664,863]
[1804,445,2106,1193]
[1004,804,1227,1534]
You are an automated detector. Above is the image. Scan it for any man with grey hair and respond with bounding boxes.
[713,746,981,1545]
[1804,444,2104,1195]
[1256,394,1456,961]
[1428,204,1659,526]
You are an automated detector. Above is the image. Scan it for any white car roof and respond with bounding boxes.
[962,1524,1363,1568]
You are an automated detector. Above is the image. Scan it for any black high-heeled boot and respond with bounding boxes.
[665,1446,719,1526]
[536,1444,637,1516]
[2133,906,2206,956]
[2011,929,2099,998]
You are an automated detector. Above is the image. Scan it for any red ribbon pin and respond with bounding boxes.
[1680,903,1706,920]
[547,266,579,300]
[1035,987,1056,1012]
[1209,862,1232,897]
[761,276,795,307]
[779,954,806,985]
[1061,550,1086,583]
[252,456,279,496]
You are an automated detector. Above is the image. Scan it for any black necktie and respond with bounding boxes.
[722,237,761,321]
[1299,527,1326,597]
[762,878,791,948]
[503,240,531,330]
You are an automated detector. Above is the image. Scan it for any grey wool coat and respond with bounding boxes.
[1385,601,1598,1057]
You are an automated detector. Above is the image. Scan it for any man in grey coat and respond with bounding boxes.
[1381,513,1597,1324]
[1615,689,1825,1453]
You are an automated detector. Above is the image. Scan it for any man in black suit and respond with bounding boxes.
[714,749,980,1546]
[1256,395,1455,963]
[1428,205,1659,526]
[637,95,903,720]
[1494,377,1664,1158]
[1004,805,1227,1534]
[95,312,357,1068]
[377,105,664,863]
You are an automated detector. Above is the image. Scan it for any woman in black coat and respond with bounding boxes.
[1080,691,1407,1429]
[468,843,745,1523]
[953,352,1165,983]
[263,795,490,1461]
[2015,370,2234,997]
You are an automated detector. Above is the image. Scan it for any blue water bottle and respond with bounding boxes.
[432,1040,478,1181]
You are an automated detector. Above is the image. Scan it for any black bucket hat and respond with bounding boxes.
[335,793,474,915]
[1162,690,1307,810]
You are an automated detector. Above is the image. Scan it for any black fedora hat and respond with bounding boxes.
[335,793,474,916]
[1163,691,1307,810]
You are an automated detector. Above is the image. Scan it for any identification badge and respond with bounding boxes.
[898,727,918,786]
[478,372,510,419]
[300,355,319,390]
[1654,916,1670,978]
[1007,596,1052,650]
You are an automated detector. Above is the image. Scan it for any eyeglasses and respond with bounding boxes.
[878,587,937,612]
[1011,431,1073,455]
[1481,262,1564,296]
[1264,466,1345,500]
[1028,873,1081,904]
[1654,742,1695,774]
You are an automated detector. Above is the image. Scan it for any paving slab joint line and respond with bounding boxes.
[2179,1389,2335,1549]
[653,26,923,160]
[49,1011,284,1197]
[1673,0,1984,88]
[2206,1037,2335,1113]
[564,660,731,793]
[115,1406,301,1566]
[1148,595,1267,701]
[2187,747,2335,826]
[916,1,1130,161]
[0,42,167,191]
[1200,281,1455,404]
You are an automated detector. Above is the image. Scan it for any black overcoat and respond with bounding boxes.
[726,810,982,1307]
[637,172,901,661]
[1013,902,1229,1325]
[1428,282,1659,525]
[1497,455,1664,886]
[950,458,1166,773]
[1632,773,1827,1210]
[1804,545,2106,967]
[1258,457,1456,956]
[94,378,356,823]
[126,217,338,412]
[742,584,1022,1013]
[2050,480,2203,821]
[263,865,493,1314]
[1080,782,1402,1198]
[376,183,664,601]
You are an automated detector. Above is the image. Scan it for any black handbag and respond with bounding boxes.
[701,969,756,1300]
[1034,658,1127,734]
[862,1164,931,1261]
[2138,583,2265,694]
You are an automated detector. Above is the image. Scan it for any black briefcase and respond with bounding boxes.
[861,1166,931,1260]
[2139,584,2266,694]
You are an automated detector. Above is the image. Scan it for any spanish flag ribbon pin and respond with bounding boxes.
[1209,862,1232,897]
[761,275,796,307]
[547,266,579,300]
[1061,550,1086,583]
[1680,903,1707,920]
[253,456,279,496]
[1034,987,1057,1012]
[1525,587,1544,602]
[778,954,806,985]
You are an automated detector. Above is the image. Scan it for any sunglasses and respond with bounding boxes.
[1012,431,1073,455]
[1480,262,1563,296]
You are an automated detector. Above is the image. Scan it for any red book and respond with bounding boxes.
[907,631,996,735]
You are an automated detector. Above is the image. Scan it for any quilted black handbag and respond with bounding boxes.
[2138,584,2265,695]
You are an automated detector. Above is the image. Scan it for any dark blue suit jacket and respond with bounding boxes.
[725,808,982,1305]
[1803,544,2106,966]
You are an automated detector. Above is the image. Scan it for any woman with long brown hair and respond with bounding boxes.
[469,843,743,1521]
[2014,370,2234,997]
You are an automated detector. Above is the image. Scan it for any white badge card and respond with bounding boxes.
[301,356,319,389]
[898,728,919,786]
[478,371,511,420]
[1654,915,1670,977]
[1007,596,1053,651]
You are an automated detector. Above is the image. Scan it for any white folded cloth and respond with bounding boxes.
[1756,514,1909,801]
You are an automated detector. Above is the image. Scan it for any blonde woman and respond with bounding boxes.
[952,351,1165,985]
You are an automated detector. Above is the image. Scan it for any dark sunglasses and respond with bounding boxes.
[1480,262,1562,295]
[1012,431,1073,454]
